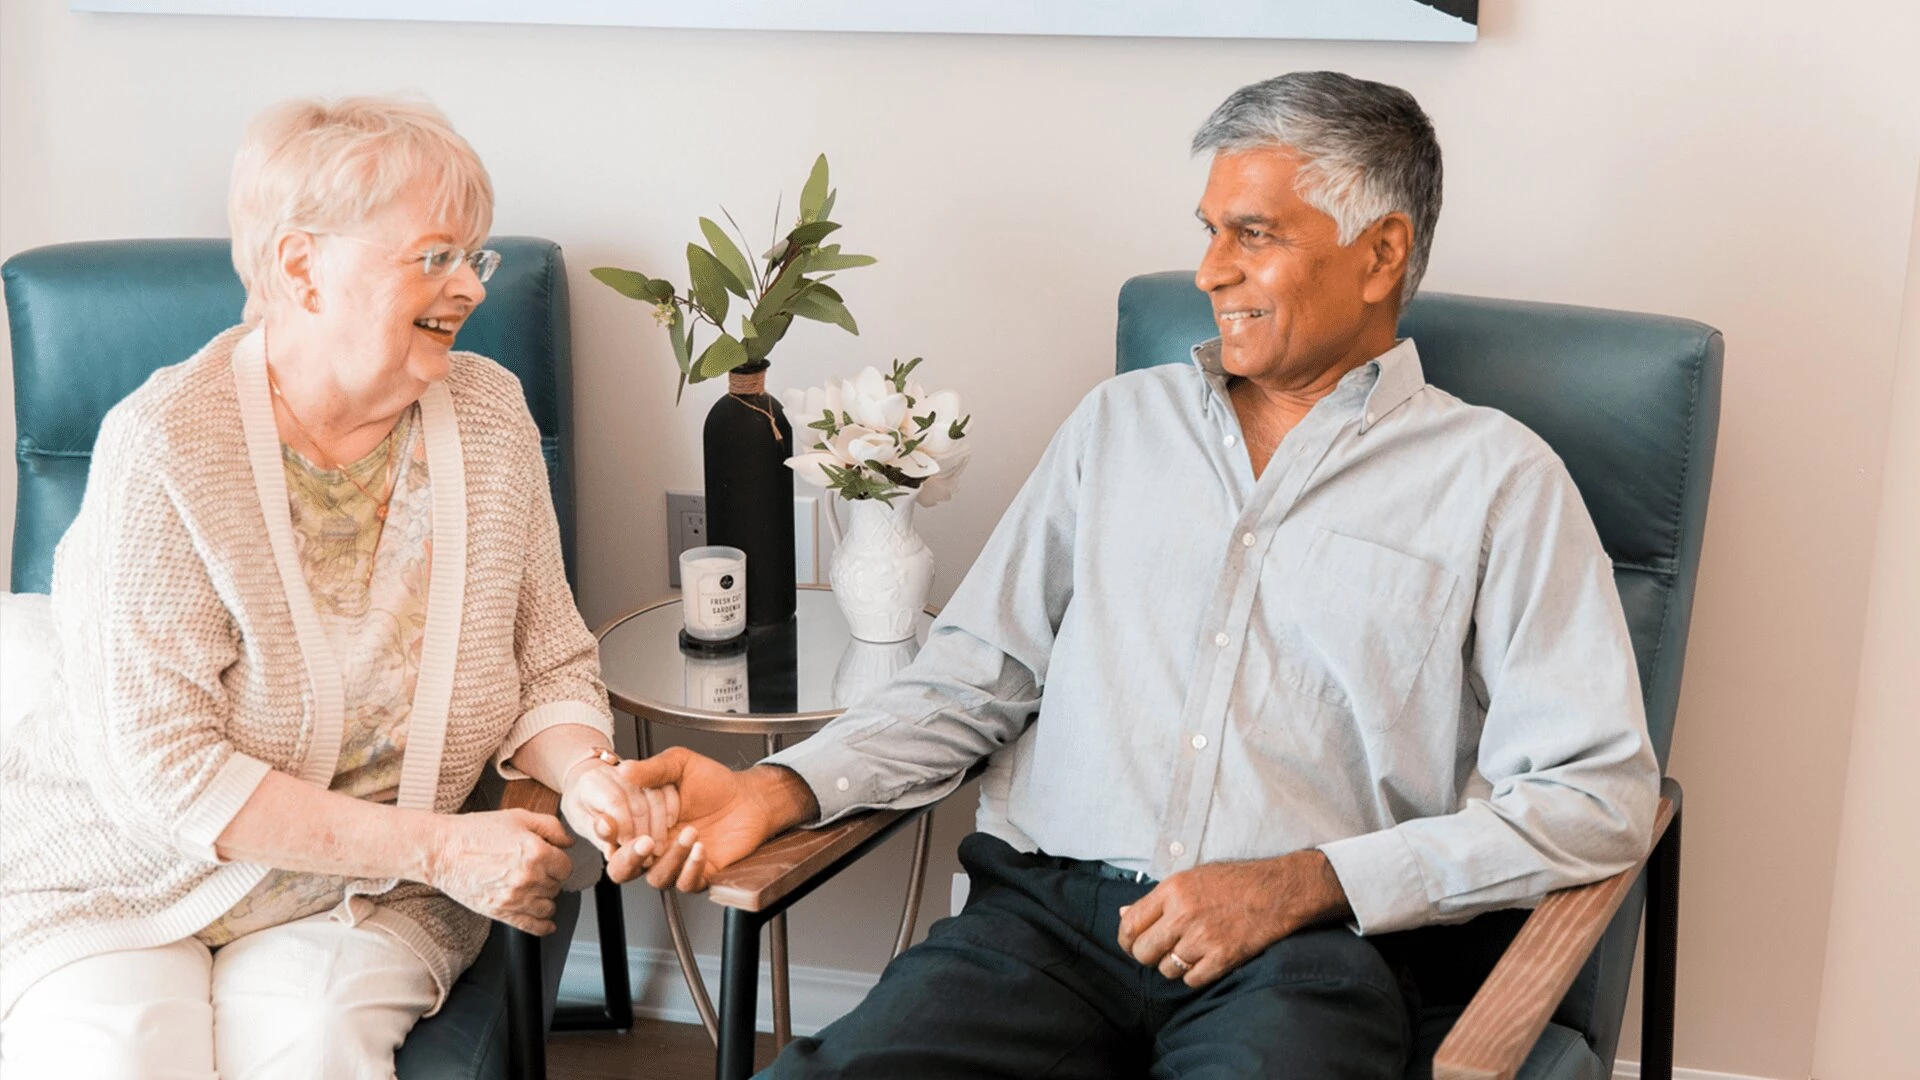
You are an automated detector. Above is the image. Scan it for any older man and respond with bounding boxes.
[634,71,1660,1077]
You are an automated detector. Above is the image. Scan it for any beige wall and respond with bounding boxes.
[1809,171,1920,1080]
[4,1,1918,1074]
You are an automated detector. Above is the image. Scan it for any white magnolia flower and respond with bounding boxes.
[844,367,909,433]
[785,450,839,488]
[780,381,845,425]
[783,360,972,504]
[914,446,971,506]
[914,389,965,456]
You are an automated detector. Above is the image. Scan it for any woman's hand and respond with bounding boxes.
[425,810,576,935]
[560,762,681,884]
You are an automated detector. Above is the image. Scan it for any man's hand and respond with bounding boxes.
[1116,849,1351,988]
[615,747,821,893]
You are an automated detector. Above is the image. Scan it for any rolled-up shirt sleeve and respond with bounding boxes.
[769,407,1090,824]
[1320,457,1661,934]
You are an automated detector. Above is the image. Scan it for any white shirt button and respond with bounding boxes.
[1190,734,1208,750]
[1366,413,1377,425]
[1222,433,1237,447]
[1214,632,1230,648]
[1241,532,1257,548]
[1169,841,1186,857]
[835,777,850,792]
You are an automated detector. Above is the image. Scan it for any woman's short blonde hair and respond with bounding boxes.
[228,96,494,322]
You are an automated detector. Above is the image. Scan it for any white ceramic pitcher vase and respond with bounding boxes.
[827,495,935,643]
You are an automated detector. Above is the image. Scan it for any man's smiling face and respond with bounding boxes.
[1194,147,1396,391]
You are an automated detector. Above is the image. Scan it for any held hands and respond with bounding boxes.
[1115,850,1351,989]
[560,761,683,884]
[617,747,820,893]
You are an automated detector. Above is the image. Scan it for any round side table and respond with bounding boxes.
[596,584,938,1049]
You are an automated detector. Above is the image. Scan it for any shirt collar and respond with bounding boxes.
[1187,336,1426,433]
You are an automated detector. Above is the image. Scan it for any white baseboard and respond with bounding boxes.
[557,939,878,1037]
[1614,1062,1783,1080]
[561,944,1783,1080]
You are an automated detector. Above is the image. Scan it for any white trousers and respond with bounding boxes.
[0,913,437,1080]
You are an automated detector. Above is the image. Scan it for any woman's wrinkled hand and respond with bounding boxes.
[425,810,575,935]
[560,762,682,884]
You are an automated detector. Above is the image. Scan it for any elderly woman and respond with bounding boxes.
[0,97,673,1078]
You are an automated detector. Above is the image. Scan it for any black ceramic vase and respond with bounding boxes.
[703,362,796,627]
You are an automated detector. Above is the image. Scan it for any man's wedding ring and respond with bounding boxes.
[1168,953,1192,975]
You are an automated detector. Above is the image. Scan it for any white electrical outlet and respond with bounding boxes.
[666,491,824,586]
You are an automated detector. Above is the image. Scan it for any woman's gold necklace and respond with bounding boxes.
[265,364,399,587]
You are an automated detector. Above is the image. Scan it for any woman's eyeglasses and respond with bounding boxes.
[324,233,501,283]
[419,245,501,283]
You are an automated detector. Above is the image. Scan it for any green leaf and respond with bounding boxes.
[700,217,754,297]
[888,356,923,392]
[685,244,734,326]
[669,310,691,373]
[803,248,877,272]
[591,266,657,301]
[799,154,830,223]
[789,290,859,335]
[804,280,844,303]
[818,189,837,223]
[786,220,842,249]
[694,332,748,380]
[744,312,793,361]
[740,315,758,339]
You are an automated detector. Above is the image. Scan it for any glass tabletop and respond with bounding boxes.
[597,585,937,734]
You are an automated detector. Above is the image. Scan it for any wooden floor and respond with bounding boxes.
[545,1017,778,1079]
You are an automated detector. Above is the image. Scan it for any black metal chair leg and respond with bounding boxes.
[505,926,549,1080]
[1642,781,1683,1080]
[717,908,765,1080]
[552,871,634,1031]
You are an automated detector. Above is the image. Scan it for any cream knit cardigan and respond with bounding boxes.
[0,325,614,1015]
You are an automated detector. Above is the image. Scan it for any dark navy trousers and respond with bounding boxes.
[760,833,1414,1079]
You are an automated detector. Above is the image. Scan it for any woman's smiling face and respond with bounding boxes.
[307,178,488,389]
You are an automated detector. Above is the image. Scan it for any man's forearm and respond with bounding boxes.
[1288,849,1354,927]
[746,763,822,832]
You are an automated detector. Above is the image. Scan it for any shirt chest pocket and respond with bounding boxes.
[1271,529,1459,732]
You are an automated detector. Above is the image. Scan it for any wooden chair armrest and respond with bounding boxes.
[1432,788,1678,1080]
[705,806,923,913]
[499,777,561,816]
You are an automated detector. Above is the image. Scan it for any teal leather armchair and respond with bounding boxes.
[4,237,627,1080]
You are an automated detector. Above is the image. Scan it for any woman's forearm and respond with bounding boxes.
[212,769,444,880]
[505,723,618,793]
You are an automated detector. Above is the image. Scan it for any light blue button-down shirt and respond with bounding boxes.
[772,337,1660,933]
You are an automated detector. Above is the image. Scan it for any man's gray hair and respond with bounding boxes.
[1192,71,1442,304]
